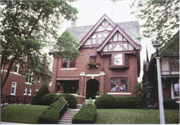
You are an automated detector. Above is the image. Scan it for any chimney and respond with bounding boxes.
[71,21,76,27]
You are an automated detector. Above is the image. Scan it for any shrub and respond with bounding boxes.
[72,104,97,124]
[116,96,124,108]
[122,96,136,108]
[85,98,94,106]
[94,94,118,108]
[52,93,77,108]
[163,98,176,109]
[32,84,50,105]
[39,97,68,124]
[42,93,57,105]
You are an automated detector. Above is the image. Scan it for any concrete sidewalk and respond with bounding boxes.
[1,122,28,124]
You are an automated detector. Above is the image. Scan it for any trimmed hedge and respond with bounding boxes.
[52,93,77,108]
[32,84,50,105]
[163,98,176,109]
[42,93,57,105]
[94,94,118,108]
[39,97,68,124]
[116,96,124,108]
[72,101,97,124]
[122,96,136,108]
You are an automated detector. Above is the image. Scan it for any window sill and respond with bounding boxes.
[25,82,32,85]
[108,65,129,69]
[60,68,76,70]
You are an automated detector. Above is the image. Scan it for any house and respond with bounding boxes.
[49,14,141,103]
[143,31,179,103]
[1,55,51,104]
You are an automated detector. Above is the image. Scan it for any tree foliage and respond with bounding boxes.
[130,0,179,55]
[0,0,78,90]
[52,30,81,60]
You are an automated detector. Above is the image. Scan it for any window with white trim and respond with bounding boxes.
[28,88,32,96]
[10,82,17,95]
[23,87,27,95]
[25,69,33,85]
[37,77,41,83]
[14,63,19,74]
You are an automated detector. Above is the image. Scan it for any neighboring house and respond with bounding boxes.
[143,31,179,103]
[1,56,51,104]
[49,14,141,103]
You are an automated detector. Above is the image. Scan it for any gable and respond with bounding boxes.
[79,14,116,48]
[102,31,134,52]
[96,25,141,52]
[84,19,114,46]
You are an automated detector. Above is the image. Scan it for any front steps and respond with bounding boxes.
[58,109,79,124]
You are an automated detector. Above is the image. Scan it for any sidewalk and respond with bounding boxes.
[0,122,28,124]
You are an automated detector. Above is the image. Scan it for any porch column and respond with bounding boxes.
[79,72,85,96]
[99,71,105,94]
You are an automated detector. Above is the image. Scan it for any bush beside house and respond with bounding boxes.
[163,98,177,109]
[72,99,97,124]
[42,93,57,105]
[52,93,77,108]
[32,84,50,105]
[39,97,68,124]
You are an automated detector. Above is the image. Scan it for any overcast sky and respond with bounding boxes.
[55,0,156,82]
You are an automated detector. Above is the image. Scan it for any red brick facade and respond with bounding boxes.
[49,14,141,102]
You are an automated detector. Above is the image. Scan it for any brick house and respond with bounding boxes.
[1,56,51,104]
[49,14,141,103]
[143,31,179,103]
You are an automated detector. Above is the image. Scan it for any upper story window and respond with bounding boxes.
[111,78,127,92]
[26,69,33,85]
[23,87,27,95]
[62,58,75,68]
[114,54,123,65]
[170,58,179,70]
[10,82,17,95]
[37,77,41,83]
[90,56,97,63]
[14,63,19,74]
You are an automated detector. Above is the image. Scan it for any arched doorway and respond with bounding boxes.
[86,79,99,99]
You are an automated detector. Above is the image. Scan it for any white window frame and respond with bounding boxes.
[25,69,33,85]
[23,87,27,95]
[10,82,17,95]
[37,77,41,83]
[14,63,19,74]
[171,78,180,100]
[28,88,32,96]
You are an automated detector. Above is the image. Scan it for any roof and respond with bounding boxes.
[66,21,141,45]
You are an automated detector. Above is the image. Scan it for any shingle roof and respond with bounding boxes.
[66,21,141,45]
[50,20,141,52]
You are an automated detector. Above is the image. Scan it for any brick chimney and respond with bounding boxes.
[71,21,76,27]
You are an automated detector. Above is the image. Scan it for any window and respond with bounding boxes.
[111,78,127,92]
[90,56,96,63]
[37,77,41,83]
[26,69,33,85]
[170,58,179,70]
[125,55,129,65]
[14,63,19,73]
[62,58,76,68]
[114,54,122,65]
[23,87,27,95]
[10,82,17,95]
[28,88,32,96]
[173,83,179,96]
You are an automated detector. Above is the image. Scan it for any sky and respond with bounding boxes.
[57,0,156,82]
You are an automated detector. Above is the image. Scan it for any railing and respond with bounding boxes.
[78,100,86,112]
[58,101,68,120]
[1,94,32,104]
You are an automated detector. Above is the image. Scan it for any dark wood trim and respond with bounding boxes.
[108,65,129,69]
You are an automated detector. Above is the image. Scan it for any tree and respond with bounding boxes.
[51,30,81,60]
[130,0,179,55]
[0,0,78,90]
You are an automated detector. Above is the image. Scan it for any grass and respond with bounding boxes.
[95,109,179,124]
[1,105,49,123]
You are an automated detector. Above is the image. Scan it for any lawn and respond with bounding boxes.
[95,109,179,124]
[1,105,49,123]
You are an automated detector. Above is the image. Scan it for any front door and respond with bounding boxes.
[86,79,99,99]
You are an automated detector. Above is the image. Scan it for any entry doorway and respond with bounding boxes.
[86,79,99,99]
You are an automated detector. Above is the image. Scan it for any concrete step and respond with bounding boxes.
[58,109,79,124]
